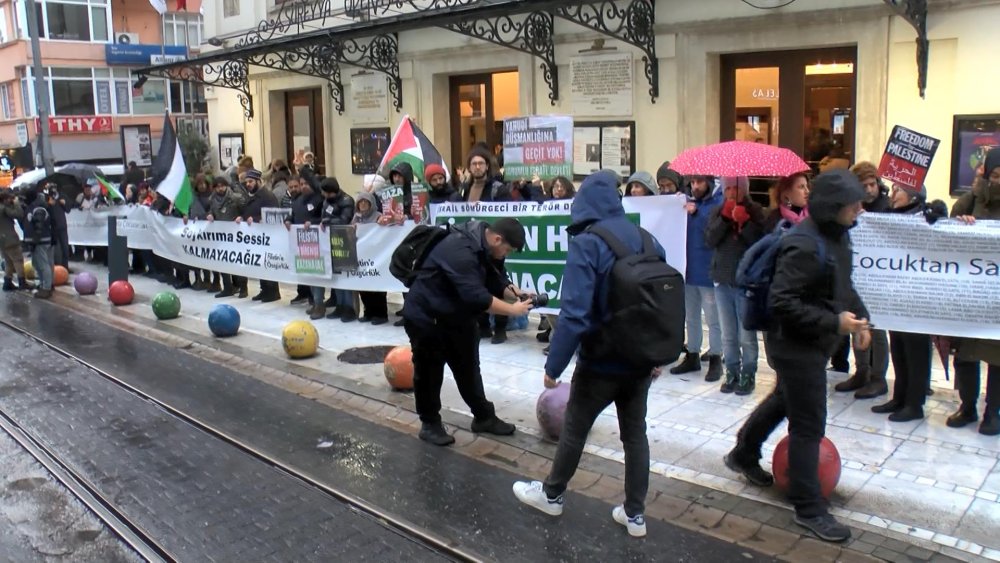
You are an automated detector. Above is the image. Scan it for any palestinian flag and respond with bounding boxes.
[150,112,193,215]
[94,172,124,202]
[378,115,449,183]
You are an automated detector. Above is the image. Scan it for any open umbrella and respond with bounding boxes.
[669,141,810,177]
[10,167,48,189]
[54,163,102,184]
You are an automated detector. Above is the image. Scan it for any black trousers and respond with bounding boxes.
[359,291,388,319]
[831,336,850,371]
[259,279,280,297]
[888,331,931,408]
[53,229,69,268]
[733,341,828,518]
[544,367,652,518]
[954,359,1000,416]
[404,320,495,425]
[855,329,889,378]
[479,313,508,332]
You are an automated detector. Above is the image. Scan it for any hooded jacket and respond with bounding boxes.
[0,199,24,248]
[685,188,724,287]
[24,189,54,245]
[625,171,658,196]
[401,220,509,328]
[767,169,869,361]
[545,170,667,380]
[352,191,381,224]
[386,161,414,217]
[319,186,355,227]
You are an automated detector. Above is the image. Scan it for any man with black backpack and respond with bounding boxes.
[512,170,684,538]
[724,169,871,543]
[399,217,534,446]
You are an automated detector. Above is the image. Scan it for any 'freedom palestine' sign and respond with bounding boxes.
[877,125,941,190]
[502,115,573,180]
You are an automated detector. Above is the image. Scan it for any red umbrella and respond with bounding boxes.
[669,141,810,177]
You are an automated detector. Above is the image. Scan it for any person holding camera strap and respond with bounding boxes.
[401,217,534,446]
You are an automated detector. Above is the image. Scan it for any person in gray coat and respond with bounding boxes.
[206,176,248,298]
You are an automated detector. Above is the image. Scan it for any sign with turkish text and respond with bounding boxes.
[291,225,328,275]
[502,115,573,181]
[877,125,941,190]
[105,44,187,65]
[328,225,360,272]
[35,116,113,135]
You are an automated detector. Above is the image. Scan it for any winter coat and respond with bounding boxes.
[401,220,508,329]
[288,191,324,225]
[545,170,667,380]
[386,162,414,216]
[240,186,279,221]
[352,192,381,225]
[25,198,54,246]
[320,192,355,226]
[766,172,869,362]
[428,184,462,204]
[950,178,1000,364]
[271,180,289,206]
[864,191,891,213]
[208,188,246,221]
[685,190,723,287]
[705,199,766,286]
[625,171,658,196]
[188,191,212,220]
[124,167,145,188]
[0,201,24,248]
[461,179,512,202]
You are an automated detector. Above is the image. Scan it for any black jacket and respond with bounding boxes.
[385,162,414,216]
[241,187,279,221]
[320,192,355,226]
[864,191,891,213]
[25,196,54,245]
[705,199,766,286]
[124,168,145,188]
[298,164,323,193]
[461,179,512,202]
[429,184,462,204]
[401,221,507,328]
[767,193,869,361]
[288,191,324,225]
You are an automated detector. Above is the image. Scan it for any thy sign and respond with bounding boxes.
[34,116,113,135]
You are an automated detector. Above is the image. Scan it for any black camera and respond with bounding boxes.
[519,292,549,308]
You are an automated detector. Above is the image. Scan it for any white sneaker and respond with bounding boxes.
[512,480,563,516]
[612,505,647,537]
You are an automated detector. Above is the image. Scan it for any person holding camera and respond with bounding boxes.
[0,190,28,291]
[23,185,57,299]
[401,217,534,446]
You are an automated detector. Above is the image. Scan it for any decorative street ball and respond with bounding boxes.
[53,265,69,286]
[383,346,414,391]
[108,280,135,306]
[23,260,34,280]
[151,291,181,320]
[73,272,98,295]
[772,435,842,498]
[536,382,571,440]
[282,320,319,359]
[208,304,241,337]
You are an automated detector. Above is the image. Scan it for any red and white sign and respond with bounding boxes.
[34,116,113,135]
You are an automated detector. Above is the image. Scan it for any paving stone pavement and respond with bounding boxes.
[37,262,1000,561]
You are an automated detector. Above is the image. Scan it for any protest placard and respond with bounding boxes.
[502,115,573,180]
[877,125,941,189]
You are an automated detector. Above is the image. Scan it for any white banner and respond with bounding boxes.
[852,213,1000,339]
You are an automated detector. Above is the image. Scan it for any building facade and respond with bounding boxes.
[0,0,206,174]
[152,0,997,202]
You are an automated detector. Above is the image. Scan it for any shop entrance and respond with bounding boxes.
[449,71,519,173]
[721,47,857,173]
[284,88,326,174]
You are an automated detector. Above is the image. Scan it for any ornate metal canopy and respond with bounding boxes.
[883,0,928,98]
[137,0,661,120]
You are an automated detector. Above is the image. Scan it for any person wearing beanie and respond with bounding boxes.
[424,163,460,204]
[401,213,533,446]
[314,177,357,322]
[624,171,658,196]
[869,182,947,423]
[238,168,280,302]
[725,169,871,543]
[948,146,1000,436]
[655,162,684,194]
[705,176,766,394]
[513,170,667,538]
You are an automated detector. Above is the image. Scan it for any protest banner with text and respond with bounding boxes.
[502,115,574,180]
[877,125,941,189]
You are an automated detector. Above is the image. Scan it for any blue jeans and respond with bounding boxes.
[311,287,354,310]
[714,283,758,377]
[31,244,55,291]
[684,285,722,356]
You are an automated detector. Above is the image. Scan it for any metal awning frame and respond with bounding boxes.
[137,0,661,121]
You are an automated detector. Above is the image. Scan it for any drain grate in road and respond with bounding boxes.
[337,345,397,365]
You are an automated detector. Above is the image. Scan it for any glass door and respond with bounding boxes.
[285,89,326,174]
[449,74,496,175]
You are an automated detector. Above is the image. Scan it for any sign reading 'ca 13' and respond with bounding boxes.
[34,116,113,135]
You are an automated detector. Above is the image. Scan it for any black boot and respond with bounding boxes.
[17,276,33,290]
[2,278,15,292]
[491,329,507,345]
[705,355,723,382]
[735,372,756,396]
[720,369,737,394]
[834,368,869,393]
[980,413,1000,436]
[946,404,979,428]
[418,422,455,446]
[854,375,888,399]
[670,352,700,375]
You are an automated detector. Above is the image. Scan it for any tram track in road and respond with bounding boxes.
[0,316,483,563]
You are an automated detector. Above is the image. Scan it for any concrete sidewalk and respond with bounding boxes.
[52,263,1000,561]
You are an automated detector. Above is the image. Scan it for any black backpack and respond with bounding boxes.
[390,224,450,287]
[582,226,686,369]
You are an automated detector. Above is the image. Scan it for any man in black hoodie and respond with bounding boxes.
[724,169,871,543]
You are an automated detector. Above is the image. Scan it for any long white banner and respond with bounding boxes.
[852,213,1000,339]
